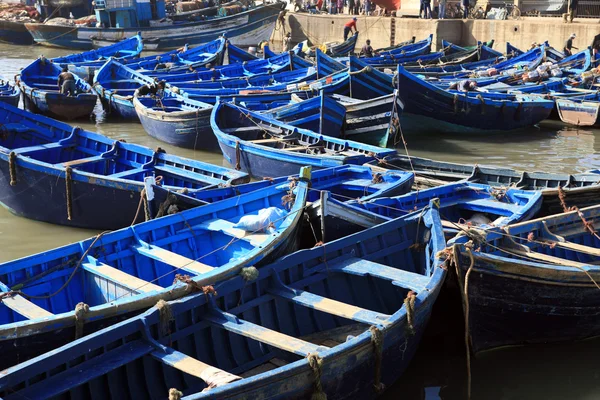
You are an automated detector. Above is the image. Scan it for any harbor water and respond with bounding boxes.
[2,43,600,399]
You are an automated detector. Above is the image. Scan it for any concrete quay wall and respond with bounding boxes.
[270,13,600,54]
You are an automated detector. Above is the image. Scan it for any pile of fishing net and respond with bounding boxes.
[0,2,40,22]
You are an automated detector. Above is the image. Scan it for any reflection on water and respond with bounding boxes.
[2,43,600,400]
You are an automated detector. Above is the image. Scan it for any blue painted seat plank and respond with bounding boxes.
[131,243,215,275]
[328,257,431,292]
[268,284,390,326]
[204,308,328,357]
[81,260,163,294]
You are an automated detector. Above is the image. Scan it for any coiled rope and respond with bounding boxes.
[65,167,73,221]
[156,299,174,337]
[307,353,327,400]
[8,151,17,186]
[74,302,90,339]
[403,290,416,336]
[369,325,385,394]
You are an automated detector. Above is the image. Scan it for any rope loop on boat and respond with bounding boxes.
[168,388,183,400]
[173,274,218,297]
[156,299,174,337]
[155,193,179,219]
[453,94,459,113]
[240,266,259,281]
[235,141,241,170]
[476,94,485,115]
[8,151,17,186]
[65,166,73,221]
[142,189,151,222]
[403,290,416,336]
[307,353,327,400]
[74,302,90,339]
[369,326,386,394]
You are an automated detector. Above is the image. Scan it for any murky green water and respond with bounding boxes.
[2,43,600,399]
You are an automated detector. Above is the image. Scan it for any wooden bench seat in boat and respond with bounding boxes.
[0,282,53,320]
[153,165,226,186]
[328,257,431,292]
[222,125,282,135]
[81,259,162,293]
[108,167,152,179]
[131,242,214,276]
[204,308,328,356]
[249,137,296,144]
[268,282,390,326]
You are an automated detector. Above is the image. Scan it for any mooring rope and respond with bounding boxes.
[403,290,416,336]
[168,388,183,400]
[307,353,327,400]
[65,166,73,221]
[369,325,385,394]
[74,302,90,339]
[8,151,17,186]
[156,299,174,337]
[235,141,241,170]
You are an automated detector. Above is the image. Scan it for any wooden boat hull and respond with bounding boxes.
[0,102,248,229]
[556,99,600,127]
[341,91,404,148]
[453,205,600,353]
[0,202,446,399]
[25,3,284,50]
[212,102,395,179]
[97,92,138,120]
[21,89,97,120]
[396,66,555,133]
[134,97,215,151]
[0,176,307,369]
[0,82,20,107]
[0,20,33,45]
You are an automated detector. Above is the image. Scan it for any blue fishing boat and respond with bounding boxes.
[0,20,34,45]
[334,90,404,147]
[150,165,415,216]
[378,34,432,57]
[211,102,396,178]
[0,78,20,107]
[18,58,97,120]
[0,200,446,399]
[147,51,313,82]
[312,181,542,242]
[366,153,600,216]
[556,97,600,127]
[260,93,346,138]
[395,66,555,133]
[70,37,226,80]
[226,41,259,63]
[329,32,359,56]
[372,36,415,53]
[0,168,308,371]
[452,204,600,353]
[25,2,285,50]
[0,102,248,229]
[52,33,144,67]
[134,95,215,150]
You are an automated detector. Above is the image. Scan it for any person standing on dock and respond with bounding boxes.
[461,0,469,18]
[343,17,358,40]
[284,32,292,51]
[563,33,578,56]
[438,0,446,19]
[422,0,432,18]
[348,0,355,14]
[569,0,578,22]
[58,67,76,97]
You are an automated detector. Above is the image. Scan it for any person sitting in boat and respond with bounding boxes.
[563,33,578,56]
[448,79,477,92]
[154,56,168,71]
[134,80,166,98]
[343,17,358,41]
[58,66,77,97]
[360,39,374,58]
